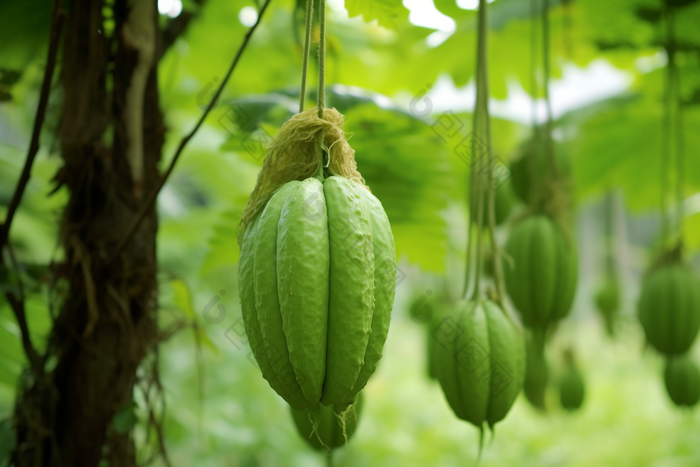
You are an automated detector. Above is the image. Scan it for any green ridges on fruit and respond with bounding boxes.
[638,263,700,356]
[239,173,396,411]
[239,216,295,406]
[346,189,396,400]
[503,215,578,329]
[277,179,331,406]
[321,176,376,406]
[664,356,700,408]
[254,183,307,410]
[484,300,527,425]
[435,299,525,430]
[290,393,364,452]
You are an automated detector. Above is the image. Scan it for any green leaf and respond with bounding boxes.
[344,0,409,29]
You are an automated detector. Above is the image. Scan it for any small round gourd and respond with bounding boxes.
[559,366,585,411]
[664,356,700,408]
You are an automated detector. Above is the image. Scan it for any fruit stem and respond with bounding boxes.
[317,0,326,119]
[299,0,314,112]
[542,0,558,179]
[314,0,327,181]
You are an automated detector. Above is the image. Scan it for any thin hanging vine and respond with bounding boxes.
[299,0,314,112]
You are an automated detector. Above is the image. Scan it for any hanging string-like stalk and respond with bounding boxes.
[676,71,684,235]
[660,4,676,246]
[668,8,684,238]
[299,0,314,112]
[604,190,616,277]
[317,0,327,118]
[471,155,486,300]
[316,0,327,168]
[466,0,490,300]
[466,0,505,304]
[529,0,540,208]
[463,159,477,298]
[479,0,506,306]
[541,0,558,177]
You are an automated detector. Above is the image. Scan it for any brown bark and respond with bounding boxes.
[13,0,164,465]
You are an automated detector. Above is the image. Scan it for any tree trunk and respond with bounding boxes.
[13,0,163,465]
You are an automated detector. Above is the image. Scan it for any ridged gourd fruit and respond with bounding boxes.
[290,392,364,451]
[663,356,700,408]
[637,264,700,356]
[435,299,525,431]
[238,176,396,411]
[503,215,578,330]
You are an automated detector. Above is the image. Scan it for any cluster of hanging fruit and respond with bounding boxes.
[504,135,578,340]
[500,0,583,411]
[523,334,585,412]
[638,245,700,408]
[635,6,700,409]
[428,0,526,451]
[503,133,583,413]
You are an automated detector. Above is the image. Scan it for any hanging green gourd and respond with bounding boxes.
[638,260,700,356]
[509,134,572,206]
[663,356,700,408]
[237,0,396,413]
[558,348,585,411]
[523,332,549,411]
[594,191,622,337]
[290,392,364,452]
[503,0,578,335]
[636,5,700,359]
[503,215,578,329]
[434,0,525,450]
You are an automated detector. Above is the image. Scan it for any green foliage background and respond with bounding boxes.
[2,0,700,465]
